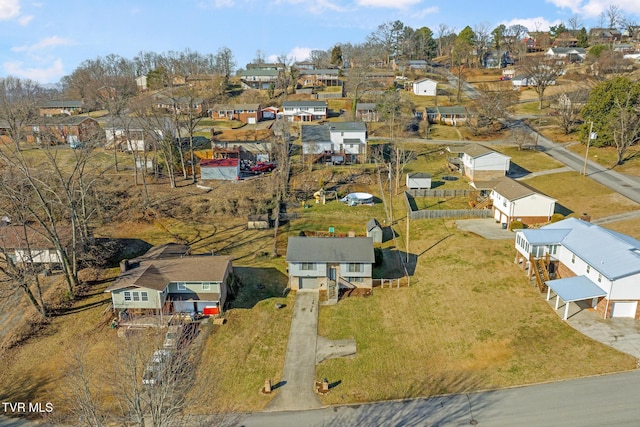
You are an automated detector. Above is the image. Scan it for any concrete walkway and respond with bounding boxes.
[265,290,322,412]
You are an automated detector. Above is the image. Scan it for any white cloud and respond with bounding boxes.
[546,0,640,19]
[412,6,438,19]
[356,0,422,9]
[266,47,313,63]
[0,0,20,20]
[18,14,32,25]
[11,36,74,53]
[499,17,563,33]
[4,59,65,83]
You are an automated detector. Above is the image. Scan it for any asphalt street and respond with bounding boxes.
[239,370,640,426]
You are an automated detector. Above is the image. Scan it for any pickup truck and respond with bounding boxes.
[250,162,276,174]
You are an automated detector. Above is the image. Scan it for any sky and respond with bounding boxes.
[1,0,640,84]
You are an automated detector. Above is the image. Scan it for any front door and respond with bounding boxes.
[329,266,337,281]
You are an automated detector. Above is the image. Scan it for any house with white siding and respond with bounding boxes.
[105,243,233,319]
[286,237,375,302]
[515,218,640,320]
[281,101,328,122]
[301,122,367,164]
[489,176,556,228]
[447,144,511,182]
[412,78,437,96]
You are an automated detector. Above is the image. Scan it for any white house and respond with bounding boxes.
[104,118,173,153]
[545,47,587,63]
[301,122,367,164]
[0,224,66,266]
[286,237,375,302]
[281,101,328,122]
[515,218,640,320]
[447,144,511,182]
[412,78,437,96]
[489,176,556,227]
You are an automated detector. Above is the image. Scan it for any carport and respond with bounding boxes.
[545,276,607,320]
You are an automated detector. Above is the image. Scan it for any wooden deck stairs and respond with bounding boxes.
[530,253,551,293]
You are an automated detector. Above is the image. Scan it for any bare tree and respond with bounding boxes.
[270,119,293,257]
[520,56,566,109]
[511,127,536,150]
[467,82,519,135]
[554,89,588,135]
[611,94,640,165]
[61,341,106,427]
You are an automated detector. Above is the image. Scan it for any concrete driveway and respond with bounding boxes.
[265,290,322,412]
[545,297,640,360]
[455,218,514,240]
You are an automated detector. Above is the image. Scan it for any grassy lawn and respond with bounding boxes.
[494,145,565,173]
[524,171,640,219]
[315,221,636,404]
[566,143,640,177]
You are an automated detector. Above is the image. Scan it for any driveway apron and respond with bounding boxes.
[265,290,322,411]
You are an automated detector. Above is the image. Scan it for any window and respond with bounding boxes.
[349,277,364,283]
[301,263,314,271]
[549,245,558,255]
[132,291,140,302]
[598,273,602,283]
[141,292,148,302]
[123,291,132,301]
[177,282,186,291]
[586,265,590,273]
[348,263,363,273]
[202,283,211,291]
[571,254,575,264]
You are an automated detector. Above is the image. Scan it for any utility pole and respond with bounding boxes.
[583,121,595,176]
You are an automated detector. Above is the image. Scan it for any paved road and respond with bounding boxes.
[240,370,640,426]
[265,290,322,412]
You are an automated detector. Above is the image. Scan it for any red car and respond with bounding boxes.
[250,162,275,174]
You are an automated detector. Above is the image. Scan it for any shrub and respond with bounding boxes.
[550,213,564,223]
[509,220,525,231]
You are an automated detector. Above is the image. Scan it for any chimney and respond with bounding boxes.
[120,259,130,272]
[579,213,591,222]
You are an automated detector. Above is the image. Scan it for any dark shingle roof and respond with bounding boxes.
[286,237,374,263]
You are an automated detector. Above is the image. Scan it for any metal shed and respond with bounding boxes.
[406,172,432,189]
[200,158,240,181]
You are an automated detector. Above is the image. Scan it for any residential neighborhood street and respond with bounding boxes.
[239,370,640,426]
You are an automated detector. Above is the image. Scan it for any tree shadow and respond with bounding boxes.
[272,380,287,390]
[328,371,494,427]
[230,267,288,309]
[554,203,573,217]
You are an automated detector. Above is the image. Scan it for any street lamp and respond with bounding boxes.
[583,121,597,176]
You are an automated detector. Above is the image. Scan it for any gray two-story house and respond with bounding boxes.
[105,243,233,318]
[286,237,374,300]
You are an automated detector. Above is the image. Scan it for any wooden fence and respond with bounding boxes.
[406,189,472,198]
[404,191,492,220]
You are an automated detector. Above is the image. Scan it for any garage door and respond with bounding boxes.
[611,301,638,318]
[299,277,317,289]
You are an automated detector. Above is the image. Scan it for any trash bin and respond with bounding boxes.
[501,223,507,229]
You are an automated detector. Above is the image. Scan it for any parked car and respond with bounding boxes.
[163,325,183,350]
[250,162,275,174]
[142,349,172,386]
